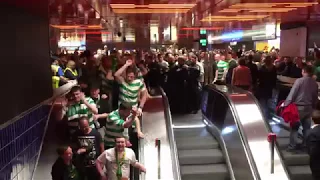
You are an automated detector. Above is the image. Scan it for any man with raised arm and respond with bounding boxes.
[114,59,147,140]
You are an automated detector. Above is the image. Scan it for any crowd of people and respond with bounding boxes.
[50,43,320,180]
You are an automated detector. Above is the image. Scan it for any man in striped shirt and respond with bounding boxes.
[104,103,137,149]
[213,55,229,84]
[61,86,98,137]
[114,59,147,139]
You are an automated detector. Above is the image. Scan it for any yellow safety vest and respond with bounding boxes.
[64,68,78,77]
[52,76,60,89]
[51,64,60,76]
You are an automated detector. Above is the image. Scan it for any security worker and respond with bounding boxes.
[64,60,79,80]
[52,65,60,89]
[51,62,68,88]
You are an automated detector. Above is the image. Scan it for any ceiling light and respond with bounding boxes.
[113,9,190,14]
[230,2,318,8]
[275,2,318,5]
[50,25,102,29]
[181,27,223,30]
[219,9,241,13]
[148,4,196,8]
[202,15,269,20]
[249,8,297,13]
[201,18,257,22]
[110,3,196,9]
[230,3,275,8]
[286,5,313,8]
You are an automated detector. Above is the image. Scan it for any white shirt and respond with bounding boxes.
[97,148,137,180]
[197,61,205,83]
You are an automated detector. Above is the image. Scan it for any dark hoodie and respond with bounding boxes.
[307,125,320,178]
[51,157,83,180]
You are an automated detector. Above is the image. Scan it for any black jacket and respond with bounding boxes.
[51,157,84,180]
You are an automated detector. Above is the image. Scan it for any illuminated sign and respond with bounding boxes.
[200,39,207,46]
[200,29,207,35]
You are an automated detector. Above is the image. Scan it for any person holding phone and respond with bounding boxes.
[60,86,98,138]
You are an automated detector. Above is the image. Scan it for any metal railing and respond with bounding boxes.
[138,115,145,180]
[0,81,77,180]
[159,87,181,180]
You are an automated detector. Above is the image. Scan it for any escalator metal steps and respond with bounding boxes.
[174,127,230,180]
[181,164,229,180]
[176,136,219,150]
[179,149,225,165]
[272,125,312,180]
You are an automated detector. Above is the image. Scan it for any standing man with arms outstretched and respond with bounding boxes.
[96,137,146,180]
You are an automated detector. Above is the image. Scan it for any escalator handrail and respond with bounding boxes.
[246,91,291,178]
[31,81,77,179]
[207,84,261,180]
[159,87,182,180]
[138,115,145,180]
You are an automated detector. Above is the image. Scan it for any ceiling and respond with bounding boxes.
[49,0,320,36]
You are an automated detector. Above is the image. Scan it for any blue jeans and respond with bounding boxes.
[259,98,271,119]
[289,106,312,147]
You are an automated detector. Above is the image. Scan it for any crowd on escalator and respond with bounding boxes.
[50,42,320,180]
[51,49,150,180]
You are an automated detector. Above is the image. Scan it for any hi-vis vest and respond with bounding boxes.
[51,64,59,76]
[52,76,60,89]
[64,68,78,77]
[51,65,60,89]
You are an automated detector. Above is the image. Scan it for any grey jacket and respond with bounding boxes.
[285,76,318,108]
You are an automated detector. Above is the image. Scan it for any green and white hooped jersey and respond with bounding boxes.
[66,97,96,129]
[104,110,125,147]
[119,79,145,106]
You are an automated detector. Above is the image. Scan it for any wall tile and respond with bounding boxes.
[0,105,50,180]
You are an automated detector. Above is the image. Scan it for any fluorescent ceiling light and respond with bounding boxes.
[50,25,102,29]
[110,3,196,9]
[249,9,296,13]
[201,19,257,22]
[181,27,223,30]
[113,9,189,14]
[220,2,318,14]
[201,14,269,22]
[230,2,318,8]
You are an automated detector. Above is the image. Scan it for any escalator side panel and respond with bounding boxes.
[207,84,289,180]
[140,97,175,180]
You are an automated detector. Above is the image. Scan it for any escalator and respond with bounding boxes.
[166,85,290,180]
[152,85,290,180]
[269,118,312,180]
[173,115,230,180]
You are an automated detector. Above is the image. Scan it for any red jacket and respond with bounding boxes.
[276,101,300,127]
